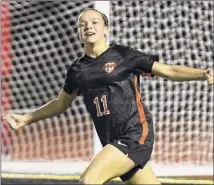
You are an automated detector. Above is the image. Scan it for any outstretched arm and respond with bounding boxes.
[4,89,78,130]
[152,61,213,85]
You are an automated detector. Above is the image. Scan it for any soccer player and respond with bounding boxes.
[4,8,213,184]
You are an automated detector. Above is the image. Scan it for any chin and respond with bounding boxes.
[84,39,98,45]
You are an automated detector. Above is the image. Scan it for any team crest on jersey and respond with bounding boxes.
[103,62,116,73]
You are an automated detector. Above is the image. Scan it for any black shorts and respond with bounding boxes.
[110,138,152,181]
[110,121,154,181]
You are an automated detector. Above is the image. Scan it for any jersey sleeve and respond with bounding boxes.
[127,47,159,76]
[63,65,79,95]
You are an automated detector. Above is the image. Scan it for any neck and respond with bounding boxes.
[85,41,109,58]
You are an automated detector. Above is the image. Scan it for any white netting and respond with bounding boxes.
[1,0,94,160]
[1,0,213,176]
[109,1,213,165]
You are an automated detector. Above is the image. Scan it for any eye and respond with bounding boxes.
[92,21,98,24]
[78,22,85,28]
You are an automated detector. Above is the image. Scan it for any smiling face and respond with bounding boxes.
[77,10,108,45]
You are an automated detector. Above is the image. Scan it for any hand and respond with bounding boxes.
[3,113,28,130]
[205,69,214,85]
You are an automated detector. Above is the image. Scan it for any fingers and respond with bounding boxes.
[4,114,19,130]
[3,113,27,131]
[207,77,213,85]
[206,69,214,85]
[207,75,213,85]
[207,69,214,76]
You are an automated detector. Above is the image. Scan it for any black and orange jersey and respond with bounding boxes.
[63,43,159,147]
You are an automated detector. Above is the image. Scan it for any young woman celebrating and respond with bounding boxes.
[5,8,213,184]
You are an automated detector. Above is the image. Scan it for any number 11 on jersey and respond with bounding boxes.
[93,95,110,117]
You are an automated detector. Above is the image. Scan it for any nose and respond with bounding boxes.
[85,22,92,30]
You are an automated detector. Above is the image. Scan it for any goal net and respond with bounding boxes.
[1,0,94,174]
[1,0,213,177]
[109,1,213,175]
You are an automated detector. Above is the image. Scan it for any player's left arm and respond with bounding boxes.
[151,61,213,85]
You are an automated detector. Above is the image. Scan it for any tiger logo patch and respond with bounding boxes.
[103,62,116,73]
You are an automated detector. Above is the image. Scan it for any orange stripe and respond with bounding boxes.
[134,76,148,144]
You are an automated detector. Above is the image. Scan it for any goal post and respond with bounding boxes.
[93,1,111,156]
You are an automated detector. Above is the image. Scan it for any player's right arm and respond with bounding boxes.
[4,89,78,130]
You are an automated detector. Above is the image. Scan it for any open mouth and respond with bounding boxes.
[85,32,95,37]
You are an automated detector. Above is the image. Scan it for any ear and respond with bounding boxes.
[77,28,81,40]
[104,26,109,39]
